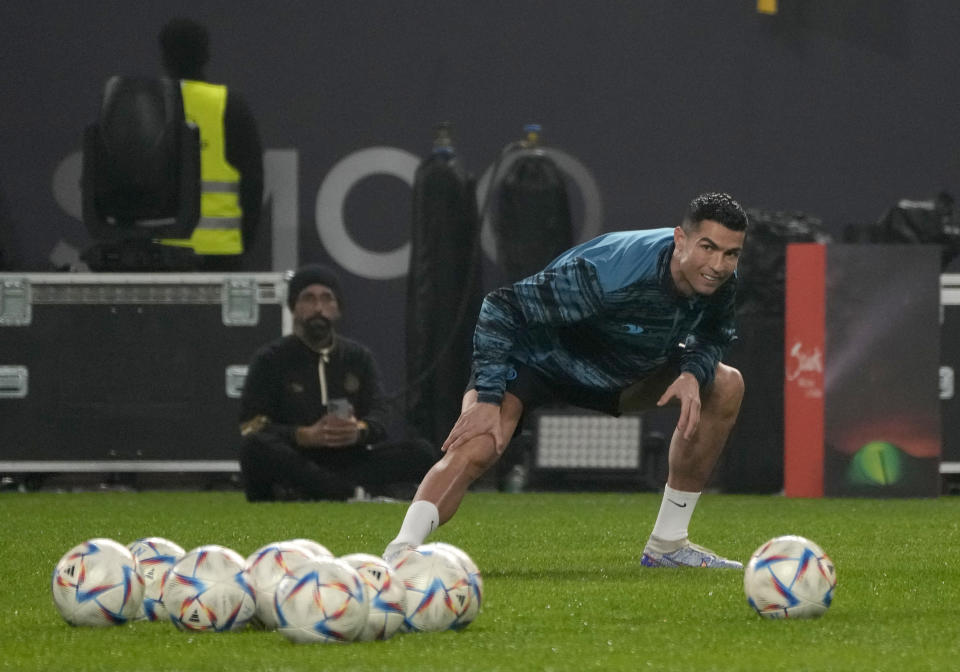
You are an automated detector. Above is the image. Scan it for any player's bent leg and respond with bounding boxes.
[643,363,744,570]
[418,390,524,523]
[383,391,523,560]
[701,363,744,429]
[425,436,499,521]
[667,363,743,492]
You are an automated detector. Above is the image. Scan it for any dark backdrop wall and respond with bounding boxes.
[2,0,958,412]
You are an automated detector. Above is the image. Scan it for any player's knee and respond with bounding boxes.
[445,438,499,479]
[720,364,744,397]
[711,364,744,415]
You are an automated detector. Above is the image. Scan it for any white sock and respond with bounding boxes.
[390,500,439,547]
[650,485,701,541]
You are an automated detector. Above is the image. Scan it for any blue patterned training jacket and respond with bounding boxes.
[472,228,738,405]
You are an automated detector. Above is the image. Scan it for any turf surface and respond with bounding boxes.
[2,490,957,671]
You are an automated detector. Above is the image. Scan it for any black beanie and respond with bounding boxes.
[286,264,343,310]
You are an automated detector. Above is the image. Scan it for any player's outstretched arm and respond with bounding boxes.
[657,372,701,440]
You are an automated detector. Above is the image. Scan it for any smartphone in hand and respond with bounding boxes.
[327,398,354,419]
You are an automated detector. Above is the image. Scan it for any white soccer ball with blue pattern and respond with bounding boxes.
[744,535,837,619]
[420,542,482,629]
[274,556,369,644]
[390,545,472,633]
[161,544,256,632]
[283,538,333,559]
[127,537,185,621]
[340,553,407,640]
[243,541,318,630]
[51,538,144,627]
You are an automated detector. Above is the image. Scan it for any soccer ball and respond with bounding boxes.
[390,545,472,632]
[744,535,837,619]
[284,539,333,558]
[243,541,319,630]
[421,542,483,629]
[51,538,144,627]
[340,553,407,640]
[127,537,185,621]
[162,545,256,632]
[274,556,369,644]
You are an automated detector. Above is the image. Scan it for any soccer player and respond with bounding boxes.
[385,192,748,569]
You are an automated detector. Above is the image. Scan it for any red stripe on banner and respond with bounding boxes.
[784,244,826,497]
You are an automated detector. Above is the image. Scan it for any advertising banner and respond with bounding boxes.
[784,245,941,497]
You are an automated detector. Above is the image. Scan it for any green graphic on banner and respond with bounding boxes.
[847,441,903,486]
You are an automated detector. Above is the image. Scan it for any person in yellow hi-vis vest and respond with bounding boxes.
[157,18,262,269]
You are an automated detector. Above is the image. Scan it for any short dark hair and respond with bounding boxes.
[159,18,209,78]
[683,192,748,232]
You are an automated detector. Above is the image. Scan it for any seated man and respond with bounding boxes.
[239,264,436,501]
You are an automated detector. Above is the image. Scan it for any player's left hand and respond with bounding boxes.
[657,372,701,440]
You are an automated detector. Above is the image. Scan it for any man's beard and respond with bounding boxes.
[300,316,333,345]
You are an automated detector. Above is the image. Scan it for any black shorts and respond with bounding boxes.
[467,360,681,418]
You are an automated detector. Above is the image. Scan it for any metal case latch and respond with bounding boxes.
[0,366,28,398]
[0,278,31,326]
[225,365,248,399]
[941,366,955,400]
[222,277,259,326]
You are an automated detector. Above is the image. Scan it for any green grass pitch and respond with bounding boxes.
[2,490,958,671]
